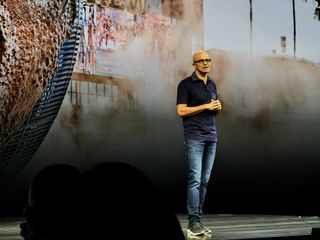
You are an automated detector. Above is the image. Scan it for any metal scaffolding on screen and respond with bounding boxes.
[0,0,83,186]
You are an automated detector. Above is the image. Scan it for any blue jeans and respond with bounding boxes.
[184,139,217,223]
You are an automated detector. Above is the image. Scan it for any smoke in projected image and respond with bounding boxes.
[211,49,320,121]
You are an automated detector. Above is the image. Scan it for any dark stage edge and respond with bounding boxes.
[1,215,320,240]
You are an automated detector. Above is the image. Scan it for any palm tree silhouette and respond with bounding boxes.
[315,0,320,20]
[292,0,296,59]
[249,0,253,57]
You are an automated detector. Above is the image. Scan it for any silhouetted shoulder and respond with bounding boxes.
[72,161,186,240]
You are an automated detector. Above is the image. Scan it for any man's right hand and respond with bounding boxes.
[207,99,222,111]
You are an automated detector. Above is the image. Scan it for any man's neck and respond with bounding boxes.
[195,70,208,83]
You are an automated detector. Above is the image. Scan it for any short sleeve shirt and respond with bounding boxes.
[176,72,218,142]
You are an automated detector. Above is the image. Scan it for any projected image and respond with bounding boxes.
[73,2,176,80]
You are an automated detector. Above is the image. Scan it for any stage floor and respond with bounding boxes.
[1,214,320,240]
[177,214,320,239]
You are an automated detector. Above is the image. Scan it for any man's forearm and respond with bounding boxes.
[177,99,221,117]
[177,104,208,117]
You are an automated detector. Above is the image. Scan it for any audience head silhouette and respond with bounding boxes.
[72,161,185,239]
[20,163,81,240]
[21,161,186,240]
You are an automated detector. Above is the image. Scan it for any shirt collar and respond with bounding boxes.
[191,71,211,82]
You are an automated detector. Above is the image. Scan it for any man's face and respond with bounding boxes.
[192,52,212,74]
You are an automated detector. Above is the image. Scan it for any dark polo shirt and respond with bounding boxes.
[176,72,218,142]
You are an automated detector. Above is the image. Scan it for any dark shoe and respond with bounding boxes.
[199,222,212,234]
[187,222,206,236]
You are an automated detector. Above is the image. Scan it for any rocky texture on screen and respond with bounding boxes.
[0,0,76,149]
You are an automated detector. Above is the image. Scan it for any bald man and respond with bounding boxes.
[176,50,221,236]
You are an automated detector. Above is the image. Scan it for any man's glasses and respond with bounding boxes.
[193,58,212,64]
